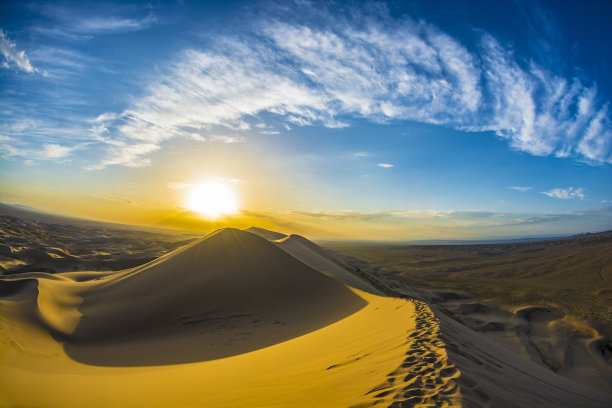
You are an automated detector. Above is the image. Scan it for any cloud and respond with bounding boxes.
[264,19,481,125]
[39,2,609,168]
[94,112,121,123]
[41,143,76,159]
[352,152,369,158]
[476,35,611,163]
[508,186,532,192]
[74,15,155,34]
[210,135,246,143]
[289,209,452,221]
[0,29,38,73]
[542,187,585,200]
[0,137,80,161]
[286,206,612,228]
[32,3,155,38]
[86,143,160,170]
[378,163,394,168]
[28,47,113,79]
[99,195,137,205]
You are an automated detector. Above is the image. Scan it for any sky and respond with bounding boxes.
[1,0,611,240]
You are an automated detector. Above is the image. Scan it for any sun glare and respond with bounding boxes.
[186,181,238,219]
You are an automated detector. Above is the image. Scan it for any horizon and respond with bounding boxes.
[1,0,612,240]
[2,201,610,244]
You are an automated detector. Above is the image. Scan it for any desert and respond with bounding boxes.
[1,206,611,407]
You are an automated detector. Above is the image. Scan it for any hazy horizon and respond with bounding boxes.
[1,0,611,240]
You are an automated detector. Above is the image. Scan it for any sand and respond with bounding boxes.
[329,231,612,395]
[1,223,611,407]
[247,227,383,294]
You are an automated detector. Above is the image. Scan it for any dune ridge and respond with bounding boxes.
[256,230,383,294]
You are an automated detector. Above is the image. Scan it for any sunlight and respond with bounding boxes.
[185,181,238,219]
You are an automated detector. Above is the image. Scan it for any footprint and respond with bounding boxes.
[362,299,461,407]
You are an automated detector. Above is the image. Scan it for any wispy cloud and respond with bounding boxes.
[0,137,81,161]
[32,4,155,38]
[287,206,612,229]
[264,19,481,125]
[378,163,394,168]
[97,195,137,205]
[10,3,610,168]
[352,152,369,158]
[542,187,585,200]
[210,135,246,143]
[86,5,612,168]
[508,186,532,192]
[86,143,160,170]
[28,47,112,79]
[476,34,611,163]
[0,29,40,74]
[288,209,509,222]
[74,15,155,34]
[289,209,450,221]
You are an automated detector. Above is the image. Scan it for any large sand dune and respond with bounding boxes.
[1,225,611,407]
[11,228,367,366]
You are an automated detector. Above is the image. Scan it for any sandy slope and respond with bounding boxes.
[1,226,611,407]
[436,309,611,407]
[246,227,383,294]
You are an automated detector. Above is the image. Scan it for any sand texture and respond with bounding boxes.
[1,218,611,407]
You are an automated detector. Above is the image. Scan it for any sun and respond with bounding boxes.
[185,181,238,219]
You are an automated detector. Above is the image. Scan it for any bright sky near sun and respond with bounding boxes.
[1,0,611,240]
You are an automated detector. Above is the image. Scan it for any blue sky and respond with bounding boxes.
[1,0,611,239]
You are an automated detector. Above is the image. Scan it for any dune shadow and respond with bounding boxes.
[63,297,366,366]
[0,278,38,298]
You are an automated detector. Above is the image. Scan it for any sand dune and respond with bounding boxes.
[25,228,366,366]
[1,225,611,407]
